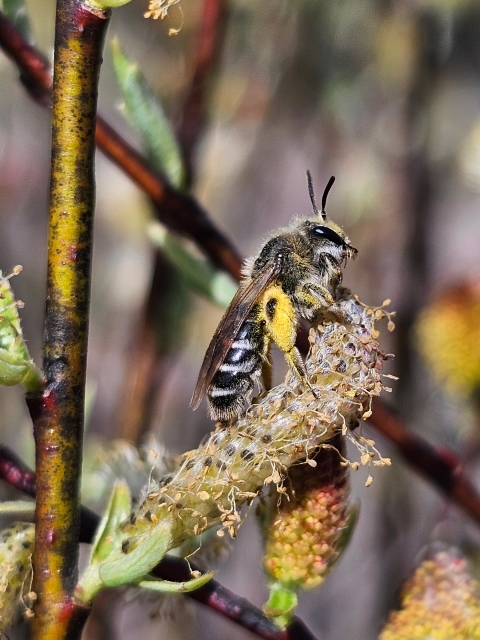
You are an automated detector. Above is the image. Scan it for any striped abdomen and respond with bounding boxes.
[208,307,268,421]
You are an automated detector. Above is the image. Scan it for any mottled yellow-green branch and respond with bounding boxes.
[28,2,110,639]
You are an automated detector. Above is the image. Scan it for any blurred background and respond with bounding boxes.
[2,0,480,638]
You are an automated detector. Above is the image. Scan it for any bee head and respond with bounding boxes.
[305,171,358,261]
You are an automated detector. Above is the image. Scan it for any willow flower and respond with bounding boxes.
[380,548,480,640]
[0,522,35,634]
[120,292,393,559]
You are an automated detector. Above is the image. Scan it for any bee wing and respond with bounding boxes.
[190,259,282,411]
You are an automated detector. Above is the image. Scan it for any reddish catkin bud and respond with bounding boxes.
[380,549,480,640]
[0,522,35,634]
[261,435,350,623]
[263,435,349,589]
[121,293,393,557]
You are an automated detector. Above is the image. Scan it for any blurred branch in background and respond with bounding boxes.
[370,399,480,526]
[393,8,442,414]
[175,0,228,184]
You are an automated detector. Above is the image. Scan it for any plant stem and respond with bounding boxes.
[29,2,110,638]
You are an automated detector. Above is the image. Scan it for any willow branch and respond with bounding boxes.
[370,398,480,525]
[26,2,109,638]
[0,11,241,280]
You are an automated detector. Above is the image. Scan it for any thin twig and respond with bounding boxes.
[118,253,175,440]
[370,398,480,525]
[177,0,228,182]
[28,2,110,638]
[0,11,242,280]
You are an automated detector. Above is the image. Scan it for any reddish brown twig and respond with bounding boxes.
[95,119,242,278]
[0,445,99,543]
[0,11,242,280]
[0,445,36,496]
[177,0,228,181]
[370,398,480,525]
[118,253,177,440]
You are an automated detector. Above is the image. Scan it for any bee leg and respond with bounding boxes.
[260,347,273,392]
[284,346,319,399]
[260,286,318,397]
[302,285,352,324]
[300,283,335,307]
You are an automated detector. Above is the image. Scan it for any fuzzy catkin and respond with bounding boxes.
[121,292,392,552]
[380,549,480,640]
[0,522,35,634]
[263,434,350,591]
[416,282,480,397]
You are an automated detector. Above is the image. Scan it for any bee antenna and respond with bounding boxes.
[306,170,320,217]
[321,176,335,220]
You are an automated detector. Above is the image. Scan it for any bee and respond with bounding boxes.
[191,172,358,422]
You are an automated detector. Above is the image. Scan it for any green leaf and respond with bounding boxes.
[148,222,237,308]
[138,570,214,594]
[1,0,32,41]
[99,517,173,588]
[90,481,131,565]
[77,481,132,602]
[111,39,186,190]
[87,0,131,7]
[0,269,43,392]
[0,500,35,514]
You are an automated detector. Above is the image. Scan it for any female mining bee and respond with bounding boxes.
[191,172,358,422]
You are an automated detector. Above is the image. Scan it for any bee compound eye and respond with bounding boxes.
[313,226,345,246]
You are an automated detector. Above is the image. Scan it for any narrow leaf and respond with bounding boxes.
[138,570,214,594]
[148,222,237,308]
[0,269,43,392]
[0,500,35,514]
[111,39,186,189]
[90,481,131,565]
[99,517,173,587]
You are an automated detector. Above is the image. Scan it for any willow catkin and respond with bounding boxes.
[121,292,393,553]
[416,282,480,397]
[0,522,35,634]
[380,549,480,640]
[263,434,350,592]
